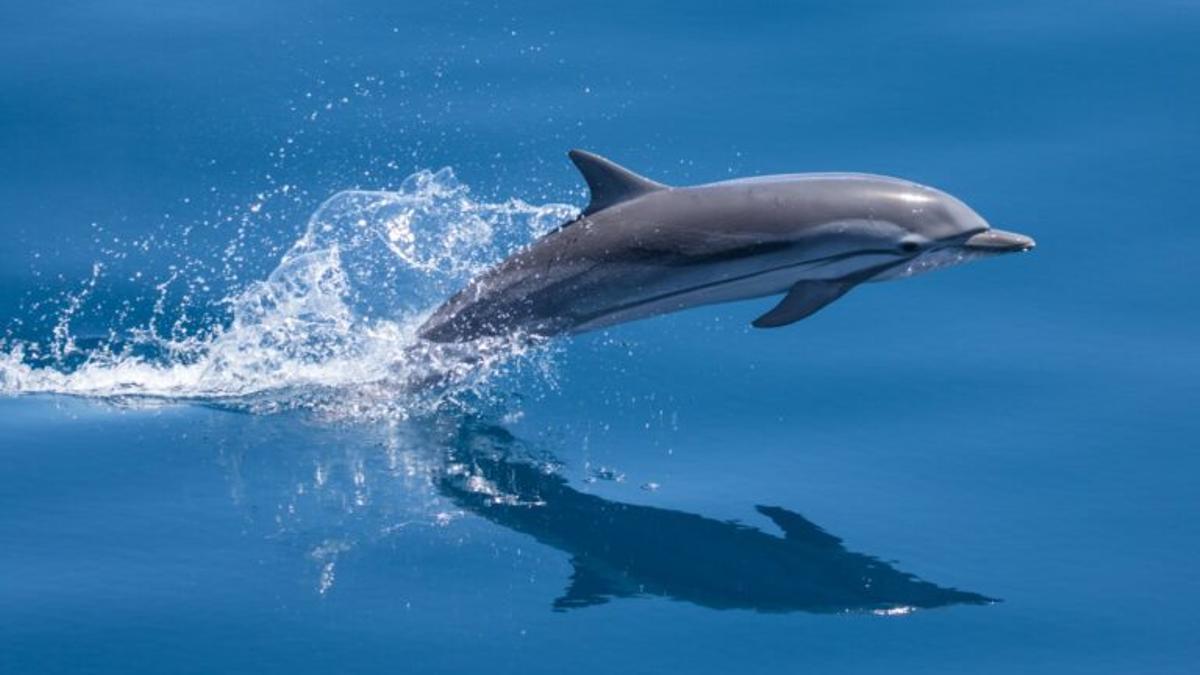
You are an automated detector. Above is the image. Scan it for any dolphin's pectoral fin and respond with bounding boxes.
[756,505,845,549]
[552,558,626,611]
[751,280,856,328]
[568,149,667,216]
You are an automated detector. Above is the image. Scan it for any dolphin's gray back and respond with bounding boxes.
[418,170,974,342]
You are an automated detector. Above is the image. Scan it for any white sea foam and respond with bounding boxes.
[0,169,577,421]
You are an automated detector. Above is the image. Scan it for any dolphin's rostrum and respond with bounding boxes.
[419,150,1034,342]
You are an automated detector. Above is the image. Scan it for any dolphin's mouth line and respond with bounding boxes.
[575,248,904,326]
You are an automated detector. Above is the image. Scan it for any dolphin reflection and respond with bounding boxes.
[437,422,994,614]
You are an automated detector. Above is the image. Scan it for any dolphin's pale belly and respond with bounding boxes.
[869,248,988,281]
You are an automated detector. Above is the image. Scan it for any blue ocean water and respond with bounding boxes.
[2,1,1198,673]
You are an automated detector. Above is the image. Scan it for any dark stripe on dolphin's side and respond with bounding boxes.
[572,249,903,328]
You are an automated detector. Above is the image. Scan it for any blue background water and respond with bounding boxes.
[2,1,1199,673]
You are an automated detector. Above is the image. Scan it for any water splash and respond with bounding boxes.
[0,169,577,421]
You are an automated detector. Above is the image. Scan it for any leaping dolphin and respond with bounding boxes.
[418,150,1034,342]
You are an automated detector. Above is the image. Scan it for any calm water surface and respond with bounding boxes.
[1,2,1198,673]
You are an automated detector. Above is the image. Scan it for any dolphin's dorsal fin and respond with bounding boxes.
[569,149,666,216]
[756,505,845,549]
[751,280,857,328]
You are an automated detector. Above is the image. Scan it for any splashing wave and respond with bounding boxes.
[0,169,577,420]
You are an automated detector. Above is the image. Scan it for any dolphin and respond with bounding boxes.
[438,421,994,614]
[418,150,1034,342]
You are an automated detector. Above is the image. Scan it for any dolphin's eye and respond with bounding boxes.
[900,241,921,253]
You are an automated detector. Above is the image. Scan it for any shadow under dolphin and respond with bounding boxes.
[437,421,995,614]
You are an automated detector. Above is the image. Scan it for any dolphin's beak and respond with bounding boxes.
[962,229,1036,253]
